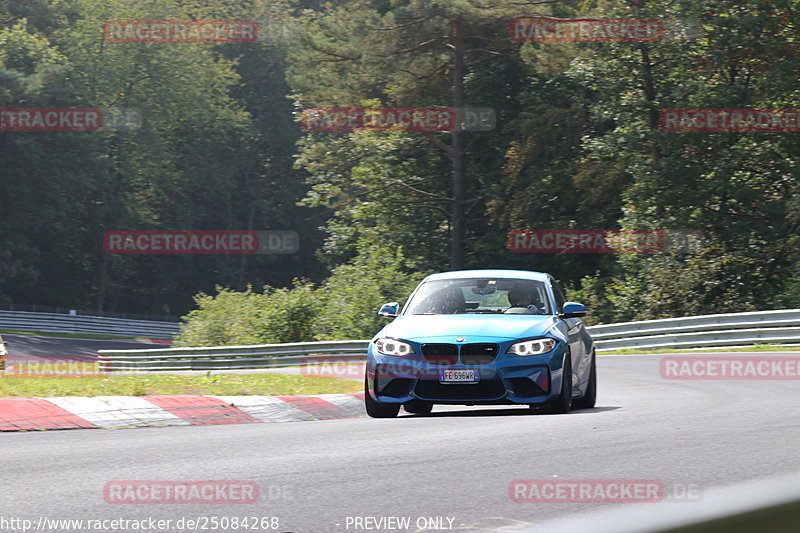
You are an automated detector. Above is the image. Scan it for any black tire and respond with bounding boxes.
[403,400,433,415]
[573,352,596,410]
[364,376,400,418]
[536,353,573,414]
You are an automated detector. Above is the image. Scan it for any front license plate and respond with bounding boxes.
[439,369,479,384]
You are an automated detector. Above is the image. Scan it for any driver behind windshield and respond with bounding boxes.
[505,289,542,314]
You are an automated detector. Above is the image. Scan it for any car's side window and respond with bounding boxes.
[549,278,567,313]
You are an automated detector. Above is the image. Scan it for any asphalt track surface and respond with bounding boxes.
[3,333,159,357]
[2,351,800,533]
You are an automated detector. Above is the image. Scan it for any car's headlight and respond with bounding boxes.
[507,338,556,356]
[374,338,414,356]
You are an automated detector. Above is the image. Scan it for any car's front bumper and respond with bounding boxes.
[365,337,567,405]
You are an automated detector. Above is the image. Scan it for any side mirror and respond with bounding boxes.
[378,302,400,319]
[559,302,587,319]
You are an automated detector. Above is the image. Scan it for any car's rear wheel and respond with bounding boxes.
[403,399,433,415]
[535,353,572,414]
[364,376,400,418]
[573,352,596,410]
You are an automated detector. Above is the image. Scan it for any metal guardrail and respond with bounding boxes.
[99,340,369,372]
[0,310,180,339]
[589,309,800,351]
[97,309,800,373]
[0,303,179,322]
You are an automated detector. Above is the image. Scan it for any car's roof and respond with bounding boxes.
[422,269,550,282]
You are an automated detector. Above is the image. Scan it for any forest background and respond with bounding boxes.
[2,0,798,345]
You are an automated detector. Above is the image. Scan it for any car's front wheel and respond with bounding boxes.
[364,376,400,418]
[573,351,596,410]
[535,353,572,414]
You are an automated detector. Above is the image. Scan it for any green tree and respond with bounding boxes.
[572,0,800,319]
[288,0,536,269]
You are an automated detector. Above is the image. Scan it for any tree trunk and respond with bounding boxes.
[450,18,467,270]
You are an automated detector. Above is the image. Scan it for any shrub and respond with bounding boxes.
[175,244,427,346]
[313,244,426,340]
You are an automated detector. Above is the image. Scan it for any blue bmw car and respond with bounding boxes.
[364,269,596,417]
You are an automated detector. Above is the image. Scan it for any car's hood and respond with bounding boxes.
[381,314,558,341]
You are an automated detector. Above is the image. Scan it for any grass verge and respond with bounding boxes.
[600,344,800,355]
[0,372,361,397]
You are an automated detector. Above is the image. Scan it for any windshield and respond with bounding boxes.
[404,278,552,315]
